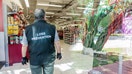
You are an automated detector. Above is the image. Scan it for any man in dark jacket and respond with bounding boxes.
[21,9,62,74]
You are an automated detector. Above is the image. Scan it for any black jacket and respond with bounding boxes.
[25,19,56,65]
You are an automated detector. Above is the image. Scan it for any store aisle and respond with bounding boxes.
[54,40,93,74]
[0,40,93,74]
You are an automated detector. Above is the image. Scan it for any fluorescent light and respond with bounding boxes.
[66,13,81,16]
[74,20,82,21]
[77,7,86,10]
[60,16,72,19]
[80,18,86,20]
[46,16,50,17]
[37,3,62,7]
[77,7,95,10]
[46,12,55,14]
[24,0,29,7]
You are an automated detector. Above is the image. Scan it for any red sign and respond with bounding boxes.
[0,0,4,32]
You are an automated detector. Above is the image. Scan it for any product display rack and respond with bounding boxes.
[63,27,75,45]
[7,11,27,45]
[8,12,20,44]
[7,10,27,65]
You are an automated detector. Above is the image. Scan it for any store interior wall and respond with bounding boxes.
[4,1,9,66]
[0,32,5,61]
[0,0,5,61]
[0,0,9,66]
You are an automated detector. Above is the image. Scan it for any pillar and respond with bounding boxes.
[0,0,9,66]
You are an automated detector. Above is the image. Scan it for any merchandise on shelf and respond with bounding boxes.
[63,26,75,45]
[7,11,27,44]
[9,35,22,44]
[8,24,19,35]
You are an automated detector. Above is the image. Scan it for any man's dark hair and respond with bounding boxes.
[34,9,45,19]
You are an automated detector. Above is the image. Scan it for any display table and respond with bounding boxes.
[8,44,29,66]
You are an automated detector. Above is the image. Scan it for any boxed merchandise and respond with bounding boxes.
[12,25,19,35]
[8,25,13,35]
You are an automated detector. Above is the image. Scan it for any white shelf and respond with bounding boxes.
[7,12,17,15]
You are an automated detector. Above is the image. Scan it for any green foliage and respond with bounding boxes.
[80,0,122,52]
[100,61,108,65]
[103,48,122,53]
[93,55,119,67]
[99,13,112,28]
[93,58,100,67]
[107,60,114,64]
[126,0,132,2]
[84,5,114,50]
[108,55,119,62]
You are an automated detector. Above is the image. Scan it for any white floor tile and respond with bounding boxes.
[0,40,93,74]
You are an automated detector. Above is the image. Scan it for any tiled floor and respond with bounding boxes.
[88,60,132,74]
[0,40,93,74]
[1,36,132,74]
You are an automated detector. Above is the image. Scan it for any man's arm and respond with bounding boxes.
[55,40,61,53]
[22,45,28,57]
[54,30,62,60]
[21,30,28,65]
[21,44,28,65]
[55,40,62,60]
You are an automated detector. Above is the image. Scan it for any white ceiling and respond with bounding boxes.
[7,0,132,26]
[19,0,87,23]
[10,0,100,25]
[36,0,83,16]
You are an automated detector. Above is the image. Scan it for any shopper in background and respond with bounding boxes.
[21,9,62,74]
[74,26,80,43]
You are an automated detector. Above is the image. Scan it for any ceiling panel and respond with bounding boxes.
[37,1,49,4]
[48,0,63,3]
[37,0,71,4]
[46,7,62,11]
[20,0,87,24]
[36,6,49,10]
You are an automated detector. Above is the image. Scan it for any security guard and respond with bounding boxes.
[21,9,62,74]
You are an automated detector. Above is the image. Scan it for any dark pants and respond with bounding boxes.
[30,61,54,74]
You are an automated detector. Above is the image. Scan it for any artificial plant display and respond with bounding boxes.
[83,0,124,51]
[83,5,114,50]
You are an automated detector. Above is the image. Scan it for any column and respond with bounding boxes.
[0,0,5,62]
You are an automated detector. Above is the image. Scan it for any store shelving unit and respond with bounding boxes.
[7,10,27,45]
[63,27,75,45]
[7,8,28,65]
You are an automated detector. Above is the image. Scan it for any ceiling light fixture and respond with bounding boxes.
[77,7,86,10]
[66,13,81,16]
[74,19,82,21]
[77,7,95,10]
[37,3,62,7]
[46,16,51,17]
[80,18,86,20]
[46,12,55,14]
[24,0,29,7]
[60,16,72,19]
